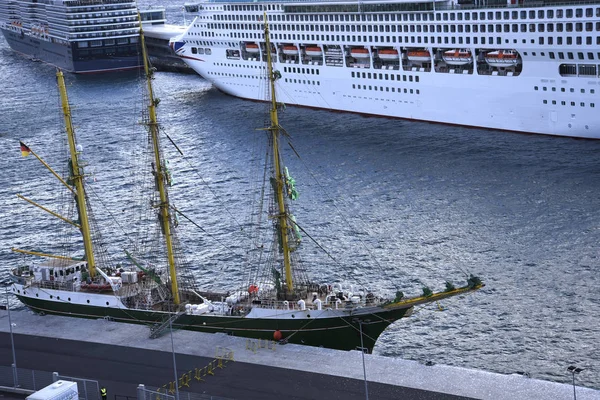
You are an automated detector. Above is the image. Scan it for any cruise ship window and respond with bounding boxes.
[480,12,485,20]
[504,11,509,19]
[557,9,564,18]
[576,23,583,32]
[566,9,573,18]
[557,37,563,45]
[567,37,573,45]
[538,10,544,19]
[520,11,526,19]
[443,14,448,21]
[588,52,594,59]
[487,12,493,19]
[521,24,526,32]
[465,13,470,21]
[473,12,478,20]
[496,12,501,19]
[504,24,510,32]
[512,24,518,32]
[576,8,583,17]
[547,24,554,32]
[450,13,456,21]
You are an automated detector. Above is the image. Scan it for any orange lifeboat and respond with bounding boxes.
[407,49,431,62]
[378,49,399,60]
[350,48,370,59]
[245,43,259,53]
[283,45,298,55]
[485,50,521,67]
[442,49,472,66]
[305,46,322,57]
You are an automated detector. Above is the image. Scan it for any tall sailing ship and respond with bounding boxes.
[170,0,600,139]
[9,21,483,353]
[0,0,142,73]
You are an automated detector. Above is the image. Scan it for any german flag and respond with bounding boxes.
[20,141,31,157]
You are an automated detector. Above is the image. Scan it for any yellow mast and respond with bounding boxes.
[139,15,180,305]
[264,15,294,294]
[56,70,97,278]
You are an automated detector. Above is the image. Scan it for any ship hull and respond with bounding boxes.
[13,288,411,352]
[180,53,599,139]
[1,28,142,73]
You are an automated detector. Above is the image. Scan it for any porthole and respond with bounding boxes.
[291,314,295,318]
[57,296,60,300]
[307,314,311,318]
[68,298,71,302]
[87,300,90,304]
[106,302,109,306]
[50,295,53,299]
[36,294,39,297]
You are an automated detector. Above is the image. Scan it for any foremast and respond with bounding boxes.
[264,16,294,296]
[139,17,181,306]
[57,70,97,278]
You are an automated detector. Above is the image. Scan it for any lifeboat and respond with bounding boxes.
[442,49,472,66]
[350,48,370,59]
[407,49,431,62]
[305,46,322,57]
[81,282,112,291]
[245,43,259,53]
[378,49,399,60]
[283,45,298,55]
[484,50,521,68]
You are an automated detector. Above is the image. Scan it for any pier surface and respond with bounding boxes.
[0,310,598,400]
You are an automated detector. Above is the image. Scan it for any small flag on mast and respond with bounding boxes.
[20,141,31,157]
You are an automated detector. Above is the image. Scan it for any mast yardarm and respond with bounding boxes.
[57,70,97,278]
[264,15,294,295]
[139,15,181,305]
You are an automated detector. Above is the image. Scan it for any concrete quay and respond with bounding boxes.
[0,310,598,400]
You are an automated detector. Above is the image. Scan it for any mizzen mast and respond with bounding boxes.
[264,15,294,295]
[139,16,180,305]
[56,70,97,278]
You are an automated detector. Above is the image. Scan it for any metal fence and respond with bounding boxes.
[137,385,234,400]
[56,373,100,400]
[0,366,233,400]
[0,365,54,392]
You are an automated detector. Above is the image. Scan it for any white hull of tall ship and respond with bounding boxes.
[172,0,600,139]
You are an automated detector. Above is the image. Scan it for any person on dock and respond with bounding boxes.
[100,387,107,400]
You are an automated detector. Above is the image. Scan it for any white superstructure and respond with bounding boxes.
[171,0,600,138]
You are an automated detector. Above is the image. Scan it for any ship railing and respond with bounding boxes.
[36,280,78,292]
[248,297,369,311]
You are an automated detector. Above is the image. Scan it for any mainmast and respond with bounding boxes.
[264,15,294,295]
[139,17,180,305]
[56,70,97,278]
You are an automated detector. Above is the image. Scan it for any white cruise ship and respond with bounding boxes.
[170,0,600,139]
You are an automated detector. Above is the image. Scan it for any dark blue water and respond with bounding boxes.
[1,19,600,389]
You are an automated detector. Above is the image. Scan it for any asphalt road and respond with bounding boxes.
[0,332,474,400]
